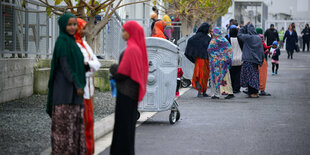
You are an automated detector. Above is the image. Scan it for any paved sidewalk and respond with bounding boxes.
[100,52,310,155]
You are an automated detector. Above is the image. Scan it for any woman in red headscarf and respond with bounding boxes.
[109,21,148,155]
[151,20,167,39]
[75,18,101,155]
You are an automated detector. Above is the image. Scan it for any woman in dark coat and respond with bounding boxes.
[283,24,298,59]
[184,23,212,97]
[47,13,86,154]
[301,24,310,52]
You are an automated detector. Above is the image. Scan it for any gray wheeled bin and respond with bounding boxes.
[138,37,180,124]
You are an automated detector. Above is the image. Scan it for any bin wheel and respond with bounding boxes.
[181,79,191,88]
[176,110,180,121]
[169,111,177,124]
[137,111,140,120]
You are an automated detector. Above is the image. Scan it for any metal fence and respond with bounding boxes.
[101,15,127,60]
[102,17,182,60]
[0,0,183,60]
[0,0,56,58]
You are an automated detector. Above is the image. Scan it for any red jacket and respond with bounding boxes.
[177,68,183,78]
[262,42,270,54]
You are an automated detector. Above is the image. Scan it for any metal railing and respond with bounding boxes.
[102,18,183,60]
[0,0,56,59]
[0,0,183,60]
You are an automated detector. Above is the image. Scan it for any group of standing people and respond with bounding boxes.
[184,21,280,99]
[47,13,148,155]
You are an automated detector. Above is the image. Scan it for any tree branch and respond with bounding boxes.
[64,0,75,13]
[94,0,123,36]
[80,0,94,10]
[116,0,151,9]
[37,0,86,10]
[94,0,111,11]
[104,2,112,19]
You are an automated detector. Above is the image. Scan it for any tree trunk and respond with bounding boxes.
[85,15,112,55]
[85,15,102,55]
[86,33,97,53]
[85,29,101,55]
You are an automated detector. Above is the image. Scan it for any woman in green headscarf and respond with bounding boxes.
[47,13,86,154]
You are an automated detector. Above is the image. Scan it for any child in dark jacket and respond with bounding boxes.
[270,41,281,75]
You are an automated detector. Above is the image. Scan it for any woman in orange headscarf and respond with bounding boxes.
[151,20,167,39]
[75,18,101,155]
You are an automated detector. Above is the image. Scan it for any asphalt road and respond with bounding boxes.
[100,52,310,155]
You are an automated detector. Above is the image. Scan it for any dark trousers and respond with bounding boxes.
[303,39,309,51]
[248,85,258,95]
[230,66,242,92]
[111,92,138,155]
[272,63,279,73]
[287,50,294,59]
[176,79,181,92]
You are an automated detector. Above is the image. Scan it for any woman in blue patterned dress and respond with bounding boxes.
[208,27,233,99]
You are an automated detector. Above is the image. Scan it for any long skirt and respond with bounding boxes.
[51,104,86,155]
[258,59,268,91]
[84,99,94,155]
[240,61,260,94]
[220,70,233,95]
[110,92,138,155]
[229,66,242,92]
[192,58,210,93]
[210,70,229,97]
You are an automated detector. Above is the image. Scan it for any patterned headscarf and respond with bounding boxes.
[74,18,87,49]
[208,27,233,90]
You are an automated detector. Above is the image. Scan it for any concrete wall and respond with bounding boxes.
[33,59,51,94]
[0,59,35,103]
[32,59,115,95]
[0,58,115,104]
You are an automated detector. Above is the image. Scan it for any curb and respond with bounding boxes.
[94,113,115,140]
[41,87,191,155]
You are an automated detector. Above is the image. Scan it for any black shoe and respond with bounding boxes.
[203,94,210,97]
[233,90,240,94]
[96,55,104,59]
[243,90,249,95]
[211,96,220,99]
[225,94,235,99]
[259,91,271,96]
